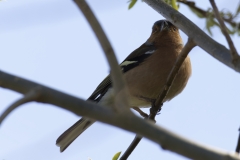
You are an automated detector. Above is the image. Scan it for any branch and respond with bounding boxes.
[1,1,240,159]
[73,0,129,112]
[120,135,143,160]
[177,0,240,30]
[152,38,196,117]
[236,127,240,154]
[0,70,113,123]
[0,71,240,160]
[0,88,41,124]
[209,0,239,63]
[143,0,240,72]
[1,71,240,159]
[120,38,196,160]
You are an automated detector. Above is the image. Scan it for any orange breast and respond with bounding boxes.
[124,46,191,107]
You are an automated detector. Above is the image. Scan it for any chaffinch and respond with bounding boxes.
[56,20,192,152]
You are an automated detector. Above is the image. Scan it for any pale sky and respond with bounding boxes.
[1,0,240,160]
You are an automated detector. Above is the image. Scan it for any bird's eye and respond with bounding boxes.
[152,26,158,33]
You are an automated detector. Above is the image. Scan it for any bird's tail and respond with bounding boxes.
[56,118,94,152]
[56,88,114,152]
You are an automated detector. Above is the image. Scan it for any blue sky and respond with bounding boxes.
[1,0,240,160]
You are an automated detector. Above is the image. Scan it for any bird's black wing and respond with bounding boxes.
[88,42,156,102]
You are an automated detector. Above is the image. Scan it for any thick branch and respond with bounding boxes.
[73,0,129,111]
[0,71,240,159]
[209,0,239,62]
[143,0,240,72]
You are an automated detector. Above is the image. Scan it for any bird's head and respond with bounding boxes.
[147,20,182,46]
[152,20,177,32]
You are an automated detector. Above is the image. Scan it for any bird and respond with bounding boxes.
[56,20,192,152]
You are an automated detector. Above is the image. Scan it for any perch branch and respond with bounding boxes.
[0,71,240,160]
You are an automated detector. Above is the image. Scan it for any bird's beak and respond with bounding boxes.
[159,20,169,32]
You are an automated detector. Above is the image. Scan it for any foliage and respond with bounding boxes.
[112,152,121,160]
[190,3,240,35]
[128,0,137,9]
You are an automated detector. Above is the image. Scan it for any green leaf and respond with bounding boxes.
[112,152,121,160]
[212,19,219,27]
[226,26,236,35]
[163,0,178,10]
[206,18,214,35]
[163,0,170,4]
[189,7,205,18]
[171,0,178,10]
[222,11,233,20]
[128,0,137,10]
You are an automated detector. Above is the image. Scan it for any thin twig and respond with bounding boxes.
[143,0,240,72]
[0,87,41,125]
[152,38,196,117]
[178,0,207,16]
[0,71,240,160]
[236,126,240,154]
[73,0,130,112]
[178,0,240,30]
[119,136,142,160]
[120,38,196,159]
[120,115,150,160]
[209,0,239,64]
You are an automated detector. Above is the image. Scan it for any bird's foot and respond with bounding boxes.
[133,107,149,118]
